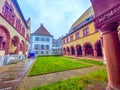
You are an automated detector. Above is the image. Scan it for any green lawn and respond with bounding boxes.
[28,56,91,76]
[64,56,104,66]
[32,69,107,90]
[78,59,104,66]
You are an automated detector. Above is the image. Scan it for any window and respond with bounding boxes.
[36,51,38,54]
[42,37,44,41]
[2,2,9,19]
[46,51,48,54]
[67,38,69,43]
[47,38,50,42]
[41,51,44,54]
[76,32,80,39]
[70,35,73,42]
[11,13,15,25]
[83,27,89,36]
[41,45,44,50]
[34,44,38,50]
[63,39,65,44]
[16,18,21,31]
[22,27,25,37]
[35,37,39,41]
[2,2,16,26]
[46,45,50,50]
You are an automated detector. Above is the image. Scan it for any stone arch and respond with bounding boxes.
[70,46,75,55]
[66,47,70,55]
[0,25,11,55]
[94,40,103,56]
[76,44,82,56]
[62,47,66,55]
[10,36,20,54]
[26,44,28,52]
[21,40,25,54]
[83,42,93,56]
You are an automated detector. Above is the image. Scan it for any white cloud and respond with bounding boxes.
[17,0,91,38]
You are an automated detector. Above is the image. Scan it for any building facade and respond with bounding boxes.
[52,38,62,55]
[62,7,103,59]
[30,24,53,57]
[0,0,30,65]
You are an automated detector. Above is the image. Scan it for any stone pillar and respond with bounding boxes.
[82,49,85,57]
[100,23,120,90]
[93,49,97,57]
[75,48,78,57]
[70,49,72,56]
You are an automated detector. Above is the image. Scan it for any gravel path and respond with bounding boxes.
[17,65,105,90]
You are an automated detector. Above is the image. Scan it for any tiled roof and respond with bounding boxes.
[31,24,53,37]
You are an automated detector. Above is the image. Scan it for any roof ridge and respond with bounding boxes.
[32,24,53,37]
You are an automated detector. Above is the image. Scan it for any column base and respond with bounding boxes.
[106,84,120,90]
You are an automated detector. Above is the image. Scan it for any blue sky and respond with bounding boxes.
[17,0,91,39]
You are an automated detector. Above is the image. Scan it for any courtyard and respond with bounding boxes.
[17,56,107,90]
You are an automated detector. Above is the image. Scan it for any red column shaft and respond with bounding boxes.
[101,23,120,90]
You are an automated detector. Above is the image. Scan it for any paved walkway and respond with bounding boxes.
[17,65,105,90]
[0,58,35,90]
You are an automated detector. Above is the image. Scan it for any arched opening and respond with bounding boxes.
[71,46,75,55]
[84,43,93,56]
[95,41,103,57]
[10,36,20,54]
[22,40,25,54]
[76,45,82,56]
[66,47,70,55]
[0,25,11,55]
[20,40,25,54]
[26,44,28,52]
[63,48,66,55]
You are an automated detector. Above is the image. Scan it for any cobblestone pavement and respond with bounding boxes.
[0,58,35,90]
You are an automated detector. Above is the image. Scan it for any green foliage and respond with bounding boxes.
[32,69,107,90]
[28,56,91,76]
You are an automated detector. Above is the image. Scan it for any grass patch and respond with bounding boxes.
[32,69,107,90]
[78,59,104,66]
[28,56,91,76]
[64,56,104,66]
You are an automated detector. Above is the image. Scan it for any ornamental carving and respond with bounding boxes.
[94,3,120,28]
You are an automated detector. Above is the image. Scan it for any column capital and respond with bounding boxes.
[100,23,119,35]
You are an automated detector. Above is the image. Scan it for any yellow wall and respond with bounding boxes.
[63,22,100,48]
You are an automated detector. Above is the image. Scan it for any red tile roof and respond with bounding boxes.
[32,24,53,37]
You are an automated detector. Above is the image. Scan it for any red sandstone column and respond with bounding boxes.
[93,49,97,57]
[82,49,85,57]
[100,23,120,90]
[75,48,78,57]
